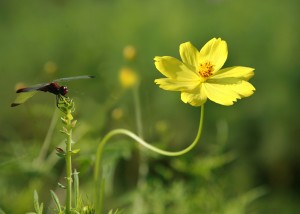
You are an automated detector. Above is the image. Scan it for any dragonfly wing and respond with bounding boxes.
[16,83,48,93]
[53,75,95,83]
[11,91,38,107]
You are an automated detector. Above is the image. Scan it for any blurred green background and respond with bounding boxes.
[1,0,299,213]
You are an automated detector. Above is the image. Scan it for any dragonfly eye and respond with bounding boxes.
[60,86,68,96]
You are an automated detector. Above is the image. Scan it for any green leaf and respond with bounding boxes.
[33,190,43,214]
[56,152,66,158]
[73,169,80,209]
[72,149,80,154]
[108,209,121,214]
[60,117,68,124]
[50,190,62,213]
[58,182,66,189]
[39,204,43,214]
[60,127,69,135]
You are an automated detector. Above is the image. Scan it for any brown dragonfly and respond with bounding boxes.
[11,75,95,107]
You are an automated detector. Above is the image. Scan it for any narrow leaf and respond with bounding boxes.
[56,152,66,158]
[71,149,80,154]
[50,190,62,213]
[58,182,66,189]
[33,190,40,213]
[73,169,80,209]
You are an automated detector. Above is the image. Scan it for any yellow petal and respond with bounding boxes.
[180,85,207,106]
[203,79,255,106]
[179,42,199,69]
[154,56,198,80]
[213,66,254,80]
[199,38,228,72]
[207,77,256,96]
[155,78,200,91]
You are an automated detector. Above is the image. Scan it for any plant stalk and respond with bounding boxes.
[94,105,205,213]
[65,127,72,213]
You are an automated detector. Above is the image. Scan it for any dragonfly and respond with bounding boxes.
[11,75,95,107]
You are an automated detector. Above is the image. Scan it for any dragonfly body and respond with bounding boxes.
[16,82,68,96]
[11,75,94,107]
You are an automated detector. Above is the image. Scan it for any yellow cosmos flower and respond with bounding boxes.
[154,38,255,106]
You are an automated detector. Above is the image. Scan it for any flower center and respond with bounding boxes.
[198,61,214,78]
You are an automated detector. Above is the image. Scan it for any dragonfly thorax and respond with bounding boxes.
[59,86,68,96]
[43,82,68,96]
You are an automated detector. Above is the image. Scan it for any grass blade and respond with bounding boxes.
[50,190,62,213]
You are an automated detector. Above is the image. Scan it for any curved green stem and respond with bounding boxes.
[94,104,205,182]
[94,105,204,214]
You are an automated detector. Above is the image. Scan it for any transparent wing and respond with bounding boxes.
[11,91,38,107]
[15,75,95,92]
[53,75,95,83]
[16,83,48,93]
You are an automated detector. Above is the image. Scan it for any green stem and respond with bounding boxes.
[94,105,205,212]
[132,84,147,213]
[65,127,72,213]
[57,96,75,214]
[34,108,59,168]
[133,84,143,138]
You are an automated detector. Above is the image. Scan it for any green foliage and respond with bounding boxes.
[108,209,121,214]
[31,190,44,214]
[110,142,266,214]
[50,190,62,213]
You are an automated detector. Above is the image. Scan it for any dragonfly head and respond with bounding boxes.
[59,86,68,96]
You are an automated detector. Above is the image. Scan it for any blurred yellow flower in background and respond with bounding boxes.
[14,82,27,91]
[154,38,255,106]
[111,107,124,120]
[123,45,137,61]
[119,67,139,89]
[44,61,58,74]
